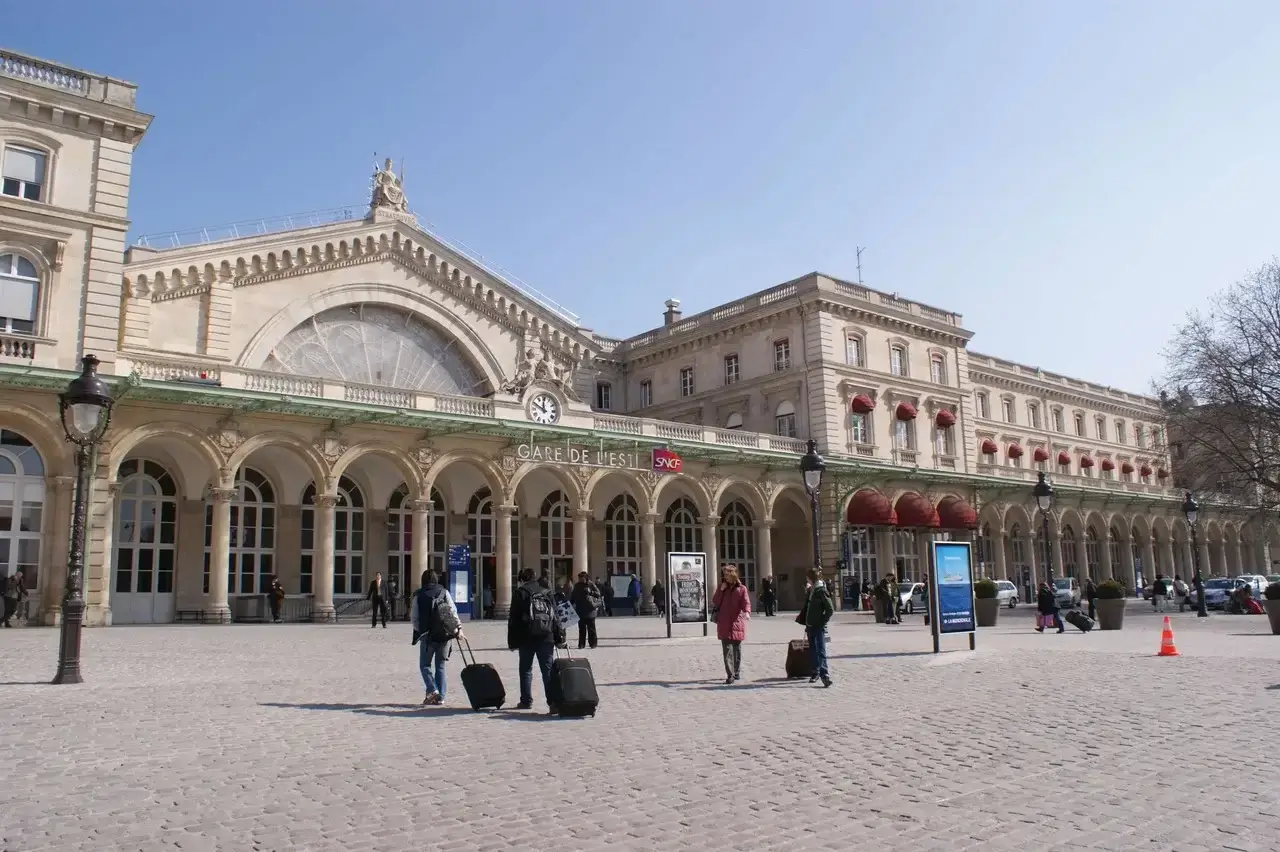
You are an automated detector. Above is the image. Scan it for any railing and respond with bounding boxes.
[0,48,138,108]
[0,333,38,360]
[133,207,363,251]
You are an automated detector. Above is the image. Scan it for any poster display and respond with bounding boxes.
[932,540,975,634]
[447,544,471,619]
[667,553,708,624]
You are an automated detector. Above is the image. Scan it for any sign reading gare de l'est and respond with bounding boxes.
[515,442,684,474]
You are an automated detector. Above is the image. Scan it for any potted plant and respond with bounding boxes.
[1093,579,1127,630]
[974,578,1000,626]
[1264,582,1280,635]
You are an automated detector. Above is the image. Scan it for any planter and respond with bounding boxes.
[975,597,1000,627]
[1095,598,1126,630]
[1265,599,1280,635]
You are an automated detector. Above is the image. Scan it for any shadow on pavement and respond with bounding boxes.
[491,711,561,722]
[831,650,934,660]
[0,681,50,687]
[261,700,480,718]
[1267,684,1280,691]
[604,679,711,688]
[353,706,476,718]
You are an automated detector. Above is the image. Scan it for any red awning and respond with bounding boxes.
[894,492,940,528]
[1080,456,1095,468]
[1156,468,1168,479]
[1056,451,1071,466]
[1121,461,1135,474]
[850,393,875,414]
[980,438,998,455]
[845,489,897,526]
[1140,464,1153,477]
[1007,443,1024,459]
[1101,458,1115,471]
[937,495,978,530]
[895,401,918,421]
[1033,447,1050,463]
[934,408,956,428]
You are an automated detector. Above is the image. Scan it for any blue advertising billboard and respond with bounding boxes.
[447,544,471,619]
[932,540,975,634]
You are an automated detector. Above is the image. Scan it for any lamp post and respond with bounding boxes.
[1183,491,1207,618]
[1033,471,1055,585]
[52,355,114,685]
[799,439,826,571]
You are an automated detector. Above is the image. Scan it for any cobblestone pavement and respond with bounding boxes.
[2,604,1278,852]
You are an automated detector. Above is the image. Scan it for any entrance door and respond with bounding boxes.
[112,460,178,624]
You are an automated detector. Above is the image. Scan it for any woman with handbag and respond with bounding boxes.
[711,566,751,684]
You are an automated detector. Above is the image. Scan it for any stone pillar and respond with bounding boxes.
[702,515,720,588]
[1160,538,1176,579]
[1099,530,1113,581]
[876,527,894,582]
[1052,533,1065,580]
[572,510,590,580]
[1237,540,1249,574]
[1120,533,1136,591]
[1196,534,1211,580]
[38,476,75,625]
[915,531,932,584]
[1142,534,1156,584]
[993,528,1008,581]
[410,501,431,588]
[205,487,234,624]
[494,504,515,617]
[640,512,658,615]
[756,519,775,590]
[313,494,337,622]
[1263,540,1274,573]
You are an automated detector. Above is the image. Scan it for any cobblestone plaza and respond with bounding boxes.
[2,607,1278,852]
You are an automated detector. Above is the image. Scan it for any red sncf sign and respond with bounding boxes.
[652,448,683,473]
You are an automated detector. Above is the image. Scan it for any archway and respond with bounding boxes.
[0,428,45,607]
[388,483,445,606]
[112,459,178,625]
[205,467,276,600]
[718,500,756,592]
[301,476,365,598]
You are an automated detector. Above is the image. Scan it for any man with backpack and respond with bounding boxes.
[570,571,603,649]
[411,569,463,706]
[508,566,567,711]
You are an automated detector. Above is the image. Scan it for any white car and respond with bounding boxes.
[1053,577,1081,609]
[993,579,1019,608]
[1234,575,1269,598]
[898,582,927,614]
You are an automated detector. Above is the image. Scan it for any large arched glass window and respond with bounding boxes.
[1009,523,1028,582]
[1084,528,1101,579]
[604,494,640,576]
[388,484,445,594]
[663,497,702,559]
[301,476,365,596]
[539,490,574,582]
[1061,526,1078,578]
[1109,527,1123,573]
[718,501,756,591]
[467,487,521,584]
[976,523,994,574]
[0,253,38,335]
[113,460,178,624]
[846,526,877,585]
[891,529,920,583]
[0,429,43,593]
[205,467,275,595]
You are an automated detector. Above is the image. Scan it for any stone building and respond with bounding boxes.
[2,48,1261,627]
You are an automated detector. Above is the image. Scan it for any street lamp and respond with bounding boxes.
[1033,471,1055,585]
[799,439,826,571]
[52,354,114,685]
[1183,491,1207,618]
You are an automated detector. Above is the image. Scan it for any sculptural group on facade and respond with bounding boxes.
[501,343,578,400]
[370,158,408,212]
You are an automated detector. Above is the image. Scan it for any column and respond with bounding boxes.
[1196,535,1211,580]
[205,487,234,624]
[410,500,431,586]
[756,519,774,589]
[313,494,337,622]
[1160,538,1176,579]
[876,527,894,581]
[1263,540,1274,573]
[572,510,590,579]
[702,515,719,587]
[993,528,1008,581]
[494,504,515,618]
[1120,533,1136,591]
[1052,533,1065,580]
[1142,534,1156,585]
[1099,530,1113,581]
[641,513,658,615]
[1237,540,1249,574]
[38,476,75,625]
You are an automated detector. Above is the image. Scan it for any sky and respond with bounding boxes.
[11,0,1280,395]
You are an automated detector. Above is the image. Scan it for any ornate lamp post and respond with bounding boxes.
[1033,471,1055,585]
[1183,491,1207,618]
[799,439,826,571]
[52,355,114,685]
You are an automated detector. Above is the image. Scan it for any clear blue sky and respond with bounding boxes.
[13,1,1280,394]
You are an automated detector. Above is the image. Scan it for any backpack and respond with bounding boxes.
[586,582,603,609]
[420,588,460,642]
[524,587,556,639]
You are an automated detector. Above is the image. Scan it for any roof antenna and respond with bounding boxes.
[856,246,865,285]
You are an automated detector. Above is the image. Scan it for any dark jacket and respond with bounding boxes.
[1085,580,1097,602]
[508,581,565,649]
[1037,586,1058,614]
[367,579,385,601]
[760,578,776,603]
[803,583,835,630]
[570,580,601,620]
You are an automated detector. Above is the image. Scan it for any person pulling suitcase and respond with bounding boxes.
[508,567,567,712]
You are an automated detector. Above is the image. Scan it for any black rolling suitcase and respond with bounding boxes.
[785,638,815,679]
[457,637,506,711]
[547,648,599,717]
[1064,610,1094,633]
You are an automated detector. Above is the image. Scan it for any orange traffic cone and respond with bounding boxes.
[1157,616,1179,657]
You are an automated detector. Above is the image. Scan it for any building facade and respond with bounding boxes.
[2,48,1270,627]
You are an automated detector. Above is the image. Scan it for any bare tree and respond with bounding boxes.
[1158,258,1280,508]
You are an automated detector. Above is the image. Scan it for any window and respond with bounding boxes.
[1135,423,1146,448]
[0,254,38,335]
[1115,421,1125,444]
[467,487,520,583]
[892,530,920,583]
[387,485,446,592]
[663,497,703,559]
[0,429,44,595]
[1095,417,1105,440]
[113,460,178,624]
[723,354,739,385]
[774,401,796,438]
[889,345,907,377]
[1152,427,1164,448]
[929,354,946,384]
[934,423,954,457]
[773,339,791,371]
[845,527,879,585]
[976,392,989,419]
[1027,403,1041,430]
[845,334,863,366]
[1074,414,1084,437]
[718,501,757,591]
[206,468,275,595]
[604,494,640,576]
[539,490,574,581]
[725,412,743,430]
[2,147,46,202]
[1001,399,1015,424]
[300,477,364,596]
[679,367,694,397]
[639,379,652,408]
[1052,408,1064,432]
[595,381,612,411]
[893,419,914,450]
[850,413,869,445]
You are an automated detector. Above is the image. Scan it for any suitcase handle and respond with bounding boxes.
[455,635,477,667]
[554,644,573,660]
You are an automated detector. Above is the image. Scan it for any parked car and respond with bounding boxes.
[1267,575,1280,586]
[898,582,927,614]
[1234,575,1269,598]
[1054,577,1081,608]
[1142,579,1175,602]
[993,579,1019,608]
[1201,578,1236,610]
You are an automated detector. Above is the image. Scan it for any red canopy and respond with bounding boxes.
[1100,458,1115,472]
[1033,447,1050,462]
[1056,450,1071,466]
[1080,456,1095,468]
[850,394,875,414]
[936,495,978,530]
[895,401,918,421]
[1140,464,1153,477]
[981,438,998,455]
[1007,443,1024,459]
[894,492,939,528]
[845,489,897,525]
[934,408,956,429]
[1156,468,1168,479]
[1121,461,1135,474]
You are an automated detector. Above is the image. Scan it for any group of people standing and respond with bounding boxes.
[710,566,833,687]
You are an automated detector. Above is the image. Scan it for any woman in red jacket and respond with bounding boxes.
[712,566,752,684]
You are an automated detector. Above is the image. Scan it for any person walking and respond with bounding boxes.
[801,568,834,687]
[412,569,462,705]
[759,576,777,617]
[508,567,566,712]
[367,572,389,628]
[268,575,286,623]
[627,574,642,616]
[1036,582,1064,633]
[570,571,602,649]
[1151,574,1168,613]
[2,571,26,628]
[711,566,751,684]
[651,580,665,617]
[1084,577,1098,620]
[601,579,615,617]
[1173,575,1188,613]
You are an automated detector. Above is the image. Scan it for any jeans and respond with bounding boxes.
[721,640,742,679]
[518,642,555,704]
[806,627,829,680]
[577,618,598,649]
[419,640,448,699]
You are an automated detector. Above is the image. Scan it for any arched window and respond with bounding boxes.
[604,494,640,576]
[0,429,43,595]
[301,476,365,596]
[1108,527,1123,573]
[1009,523,1028,584]
[725,412,743,430]
[891,529,919,582]
[0,253,39,335]
[113,460,178,624]
[1085,528,1101,579]
[205,467,275,596]
[663,497,702,558]
[539,490,574,584]
[977,523,993,572]
[468,487,521,586]
[718,501,756,591]
[846,526,878,585]
[889,344,908,377]
[774,401,796,438]
[1061,526,1078,578]
[387,484,445,595]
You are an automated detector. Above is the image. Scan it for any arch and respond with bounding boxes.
[663,495,703,556]
[509,462,583,510]
[724,412,744,430]
[775,400,795,418]
[1084,511,1109,540]
[330,441,423,498]
[718,500,757,590]
[105,421,225,497]
[603,493,641,576]
[236,282,505,393]
[0,402,66,478]
[1057,507,1085,539]
[845,488,897,526]
[421,450,505,501]
[1002,503,1033,533]
[0,428,47,595]
[225,431,329,492]
[711,479,766,522]
[1108,512,1132,540]
[583,468,650,517]
[936,494,978,530]
[767,484,808,518]
[651,474,711,518]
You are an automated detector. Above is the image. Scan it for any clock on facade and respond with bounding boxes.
[528,392,560,425]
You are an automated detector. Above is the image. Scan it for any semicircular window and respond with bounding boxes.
[263,303,489,396]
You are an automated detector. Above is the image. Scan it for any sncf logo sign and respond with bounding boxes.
[652,448,683,473]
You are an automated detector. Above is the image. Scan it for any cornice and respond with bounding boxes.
[0,197,129,233]
[969,366,1161,420]
[815,298,972,346]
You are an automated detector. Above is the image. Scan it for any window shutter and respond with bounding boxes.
[2,148,46,184]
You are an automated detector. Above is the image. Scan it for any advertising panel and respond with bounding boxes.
[932,540,975,635]
[667,552,708,624]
